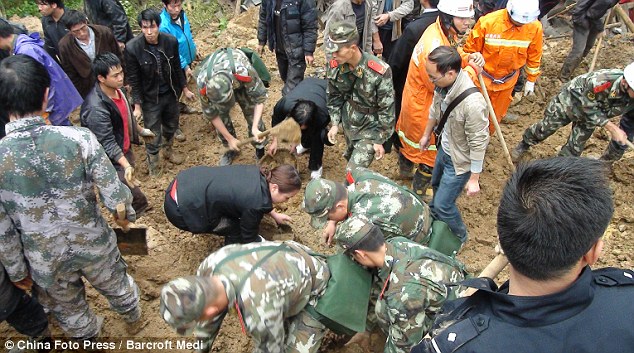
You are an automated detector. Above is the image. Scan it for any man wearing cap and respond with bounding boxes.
[512,62,633,160]
[335,214,466,353]
[160,240,330,353]
[303,167,432,245]
[325,20,395,172]
[195,47,268,166]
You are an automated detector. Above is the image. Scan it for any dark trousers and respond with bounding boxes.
[142,92,180,155]
[114,150,148,214]
[379,28,396,61]
[302,129,325,171]
[0,269,48,337]
[560,19,604,79]
[276,49,306,96]
[163,181,244,245]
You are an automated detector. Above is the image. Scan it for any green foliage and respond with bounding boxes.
[185,1,223,32]
[2,0,84,18]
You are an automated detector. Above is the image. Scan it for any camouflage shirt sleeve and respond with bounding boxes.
[84,130,135,218]
[0,201,29,282]
[576,78,611,127]
[375,66,396,144]
[327,66,345,126]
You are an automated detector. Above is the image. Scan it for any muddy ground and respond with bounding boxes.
[3,10,634,353]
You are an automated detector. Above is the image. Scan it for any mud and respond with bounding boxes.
[2,12,633,353]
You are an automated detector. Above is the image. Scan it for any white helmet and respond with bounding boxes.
[437,0,475,18]
[507,0,540,24]
[624,62,634,88]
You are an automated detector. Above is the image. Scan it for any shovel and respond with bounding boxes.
[221,118,302,153]
[114,204,149,255]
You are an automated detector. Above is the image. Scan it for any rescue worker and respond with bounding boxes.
[335,214,466,353]
[302,167,432,246]
[560,0,619,80]
[323,0,382,56]
[463,0,543,128]
[326,21,395,172]
[195,47,268,165]
[396,0,483,196]
[411,157,634,353]
[160,240,330,353]
[512,62,633,160]
[601,109,634,162]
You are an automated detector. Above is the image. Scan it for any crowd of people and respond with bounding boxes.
[1,0,634,352]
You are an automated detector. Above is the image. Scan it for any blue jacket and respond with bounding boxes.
[159,9,197,69]
[14,33,83,126]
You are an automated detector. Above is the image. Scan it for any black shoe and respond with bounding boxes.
[511,141,530,162]
[255,148,265,161]
[219,150,238,166]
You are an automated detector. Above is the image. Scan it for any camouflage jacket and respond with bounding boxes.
[560,69,634,127]
[347,168,431,242]
[327,52,395,144]
[0,117,134,288]
[195,48,268,119]
[193,241,330,353]
[374,237,466,353]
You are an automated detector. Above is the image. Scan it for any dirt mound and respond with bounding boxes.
[2,10,633,353]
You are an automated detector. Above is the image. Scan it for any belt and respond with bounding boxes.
[482,69,518,85]
[170,179,178,205]
[346,99,378,115]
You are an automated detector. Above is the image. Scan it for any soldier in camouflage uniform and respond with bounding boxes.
[0,55,141,340]
[325,21,395,172]
[195,47,268,165]
[303,167,432,245]
[601,62,634,161]
[160,241,330,353]
[334,214,466,353]
[512,63,634,160]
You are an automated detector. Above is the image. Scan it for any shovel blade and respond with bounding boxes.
[114,227,149,255]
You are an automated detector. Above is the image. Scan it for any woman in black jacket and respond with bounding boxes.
[164,164,301,245]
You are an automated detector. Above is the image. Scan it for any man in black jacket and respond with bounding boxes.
[560,0,619,79]
[268,77,331,178]
[84,0,133,50]
[37,0,69,62]
[257,0,317,95]
[125,9,195,176]
[387,0,438,152]
[81,53,153,214]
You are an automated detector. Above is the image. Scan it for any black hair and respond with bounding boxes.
[35,0,64,8]
[92,52,121,79]
[260,164,301,193]
[0,19,14,38]
[137,8,161,27]
[497,157,613,281]
[161,0,181,6]
[0,55,51,118]
[428,46,462,75]
[64,9,88,30]
[429,0,439,8]
[348,224,386,253]
[290,100,316,127]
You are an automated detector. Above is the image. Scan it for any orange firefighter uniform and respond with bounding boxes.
[397,17,475,168]
[463,9,543,134]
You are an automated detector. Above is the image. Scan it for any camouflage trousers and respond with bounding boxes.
[522,95,595,157]
[284,310,327,353]
[343,136,375,172]
[33,247,140,339]
[214,88,267,150]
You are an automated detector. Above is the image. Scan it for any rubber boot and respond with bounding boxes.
[163,138,184,165]
[147,153,162,177]
[600,142,624,162]
[398,153,414,180]
[511,141,530,162]
[412,164,432,199]
[218,150,238,166]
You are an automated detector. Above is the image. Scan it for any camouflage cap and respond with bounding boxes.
[334,214,380,251]
[160,276,207,335]
[302,178,341,228]
[206,72,234,104]
[325,20,359,54]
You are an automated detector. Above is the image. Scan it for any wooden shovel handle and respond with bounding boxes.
[116,203,130,232]
[462,254,509,297]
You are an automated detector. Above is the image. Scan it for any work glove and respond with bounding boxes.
[524,81,535,95]
[139,128,156,144]
[124,166,142,187]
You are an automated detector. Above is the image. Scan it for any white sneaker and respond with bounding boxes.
[310,167,323,179]
[295,143,308,155]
